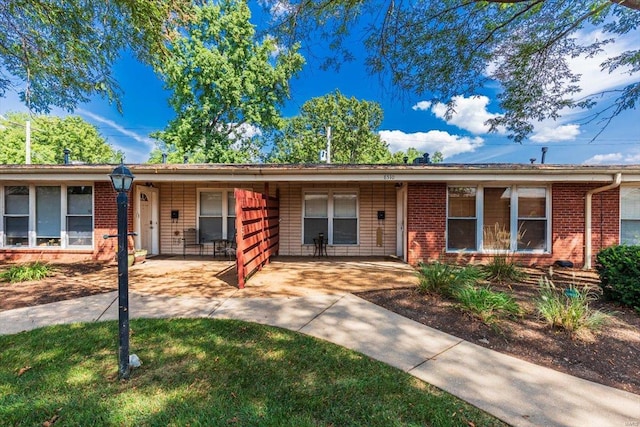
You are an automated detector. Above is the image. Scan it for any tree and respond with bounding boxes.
[269,0,640,142]
[269,90,391,163]
[146,141,208,164]
[0,0,194,113]
[153,0,305,163]
[388,148,443,164]
[0,112,121,164]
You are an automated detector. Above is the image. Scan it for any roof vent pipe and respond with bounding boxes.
[161,152,167,164]
[63,148,70,165]
[183,155,189,164]
[541,147,548,164]
[584,173,622,269]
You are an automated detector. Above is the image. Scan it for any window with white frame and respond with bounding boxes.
[620,187,640,245]
[199,190,235,241]
[447,185,549,252]
[2,184,93,248]
[303,191,358,245]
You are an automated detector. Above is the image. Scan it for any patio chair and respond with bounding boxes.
[182,228,203,257]
[220,233,237,259]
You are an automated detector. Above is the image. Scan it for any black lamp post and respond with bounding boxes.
[109,161,135,379]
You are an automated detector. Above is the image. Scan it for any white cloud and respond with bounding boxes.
[260,0,294,18]
[426,95,504,135]
[412,101,431,111]
[530,124,581,143]
[583,151,640,165]
[583,153,623,164]
[570,29,639,98]
[77,108,155,151]
[379,129,484,159]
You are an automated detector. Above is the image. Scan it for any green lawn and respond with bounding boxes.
[0,319,505,426]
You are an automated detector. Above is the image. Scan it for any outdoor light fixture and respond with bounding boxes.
[109,161,135,192]
[109,160,135,379]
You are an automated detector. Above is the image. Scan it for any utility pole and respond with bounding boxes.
[326,126,331,164]
[25,120,31,164]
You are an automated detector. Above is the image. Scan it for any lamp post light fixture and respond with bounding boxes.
[109,161,135,379]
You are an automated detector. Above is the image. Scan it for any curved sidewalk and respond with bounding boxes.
[1,291,638,427]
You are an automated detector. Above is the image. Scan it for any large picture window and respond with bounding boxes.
[199,190,235,241]
[303,191,358,245]
[621,187,640,245]
[447,186,549,252]
[2,185,93,248]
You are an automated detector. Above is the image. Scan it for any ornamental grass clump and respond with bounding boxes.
[416,261,483,298]
[536,277,609,336]
[0,262,51,283]
[454,285,522,325]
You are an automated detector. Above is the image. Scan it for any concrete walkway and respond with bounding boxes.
[1,291,638,427]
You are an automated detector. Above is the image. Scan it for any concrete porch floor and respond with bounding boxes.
[129,255,419,299]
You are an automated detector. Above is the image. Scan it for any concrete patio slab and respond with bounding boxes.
[410,340,640,427]
[299,293,463,371]
[210,295,342,330]
[0,292,117,334]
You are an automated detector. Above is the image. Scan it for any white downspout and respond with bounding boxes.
[584,173,622,269]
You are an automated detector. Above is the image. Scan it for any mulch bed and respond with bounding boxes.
[357,268,640,395]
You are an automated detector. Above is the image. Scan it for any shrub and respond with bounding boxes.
[416,262,483,297]
[536,278,609,335]
[482,256,526,283]
[595,245,640,311]
[0,262,52,283]
[454,285,521,324]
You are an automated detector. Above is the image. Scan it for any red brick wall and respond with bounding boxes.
[407,183,447,265]
[406,182,621,268]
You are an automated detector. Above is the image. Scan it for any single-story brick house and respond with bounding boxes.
[1,163,638,273]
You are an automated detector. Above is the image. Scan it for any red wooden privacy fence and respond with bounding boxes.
[234,188,279,288]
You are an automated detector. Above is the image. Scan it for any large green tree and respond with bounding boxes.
[0,0,194,112]
[153,0,305,163]
[269,0,640,142]
[0,112,121,164]
[269,90,391,163]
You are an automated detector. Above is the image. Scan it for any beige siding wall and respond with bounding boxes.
[276,182,398,256]
[157,181,398,257]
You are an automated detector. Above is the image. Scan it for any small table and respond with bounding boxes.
[212,239,231,257]
[313,237,327,257]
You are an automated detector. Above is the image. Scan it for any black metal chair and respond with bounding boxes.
[182,228,203,257]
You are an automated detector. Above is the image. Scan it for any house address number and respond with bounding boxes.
[383,174,396,180]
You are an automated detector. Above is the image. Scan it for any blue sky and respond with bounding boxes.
[0,7,638,165]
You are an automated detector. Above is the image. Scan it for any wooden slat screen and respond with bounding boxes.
[235,188,279,288]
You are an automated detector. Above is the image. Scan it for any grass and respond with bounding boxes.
[454,285,522,325]
[482,256,525,284]
[417,261,484,297]
[0,319,504,427]
[536,278,610,336]
[0,262,52,283]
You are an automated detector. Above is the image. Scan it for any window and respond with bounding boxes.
[447,187,477,250]
[621,187,640,245]
[4,186,29,246]
[447,186,549,252]
[36,186,61,246]
[303,191,358,245]
[67,186,93,246]
[1,185,93,248]
[199,190,235,241]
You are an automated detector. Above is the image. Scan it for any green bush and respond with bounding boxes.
[454,285,521,324]
[416,261,483,297]
[0,262,51,283]
[536,278,609,334]
[595,245,640,311]
[482,256,526,283]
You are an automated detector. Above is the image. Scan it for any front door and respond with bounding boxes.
[136,186,159,255]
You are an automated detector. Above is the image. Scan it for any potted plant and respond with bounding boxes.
[134,249,148,264]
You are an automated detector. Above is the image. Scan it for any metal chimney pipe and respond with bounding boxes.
[161,152,167,164]
[541,147,548,164]
[183,155,188,164]
[63,148,71,165]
